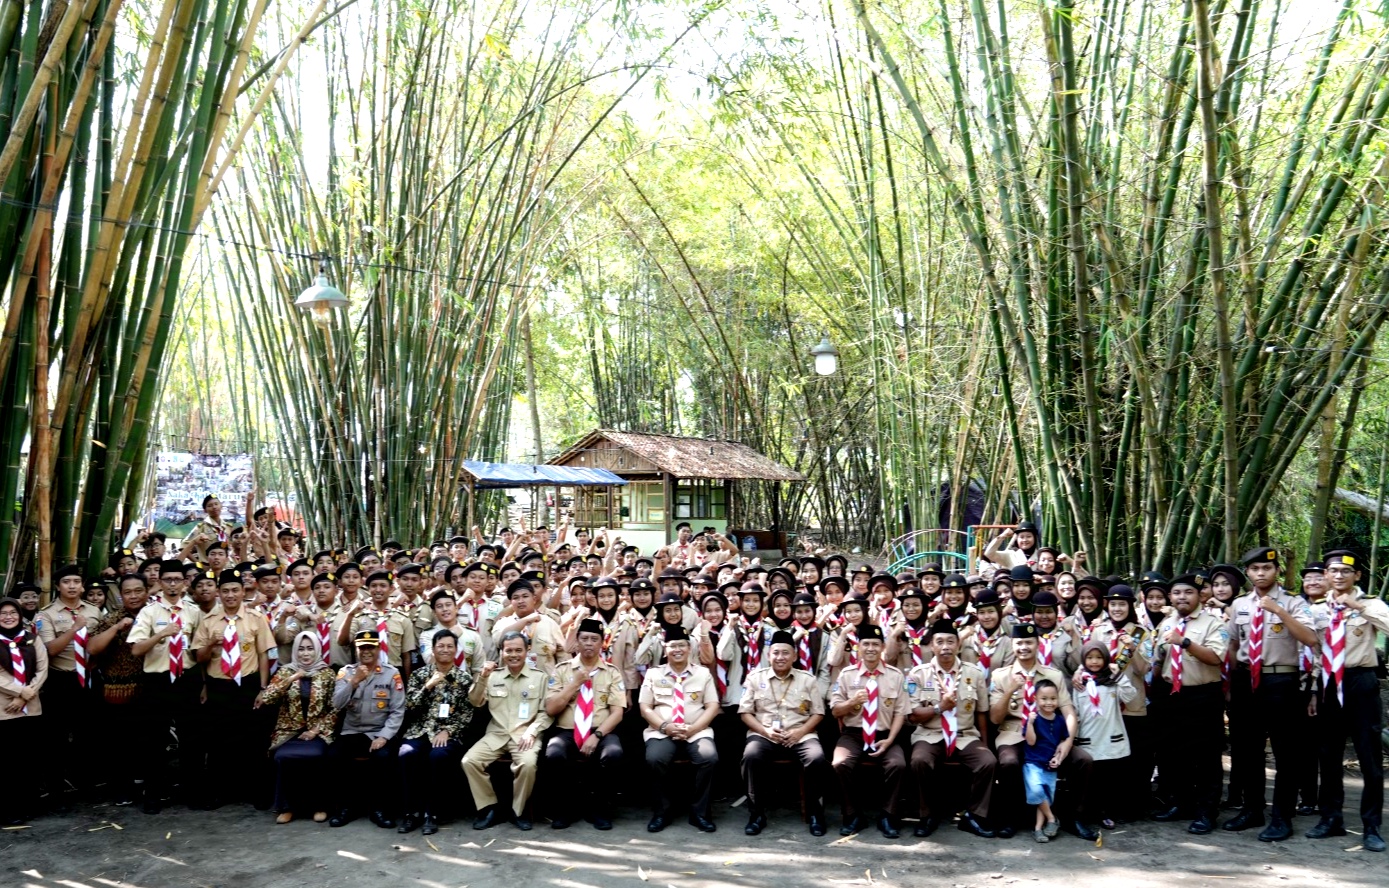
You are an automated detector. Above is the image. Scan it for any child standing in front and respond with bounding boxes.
[1024,679,1068,842]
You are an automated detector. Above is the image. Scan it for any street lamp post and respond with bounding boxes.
[294,254,348,326]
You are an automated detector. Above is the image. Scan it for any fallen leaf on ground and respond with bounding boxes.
[1346,845,1364,852]
[426,838,440,852]
[638,865,649,881]
[562,866,575,872]
[1087,853,1104,861]
[1094,834,1102,848]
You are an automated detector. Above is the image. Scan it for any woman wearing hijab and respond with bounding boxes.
[259,631,338,823]
[1070,641,1137,829]
[0,597,46,824]
[1088,585,1152,822]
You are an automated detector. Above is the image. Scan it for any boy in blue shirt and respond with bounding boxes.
[1024,679,1068,842]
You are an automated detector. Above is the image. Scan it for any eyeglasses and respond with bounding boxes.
[1325,567,1357,576]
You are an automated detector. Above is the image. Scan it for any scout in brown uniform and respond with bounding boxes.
[906,620,996,838]
[490,579,566,676]
[1086,584,1151,822]
[464,631,553,830]
[829,622,908,838]
[1151,574,1230,834]
[1306,550,1388,851]
[543,618,627,830]
[191,569,276,808]
[36,563,102,803]
[738,629,829,837]
[640,624,721,833]
[341,569,417,678]
[961,587,1014,680]
[989,623,1096,840]
[0,597,46,824]
[1223,547,1316,841]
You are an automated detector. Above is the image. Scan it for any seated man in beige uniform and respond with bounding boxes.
[464,631,552,831]
[829,622,908,838]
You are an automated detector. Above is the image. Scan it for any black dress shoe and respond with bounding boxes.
[551,817,571,829]
[647,814,668,833]
[1223,810,1264,831]
[1306,818,1346,839]
[995,824,1017,839]
[1188,815,1216,835]
[513,815,533,831]
[1257,819,1292,842]
[878,815,900,839]
[474,806,501,830]
[958,813,995,838]
[1363,825,1385,852]
[329,810,353,828]
[689,814,717,833]
[593,816,613,830]
[1295,803,1318,817]
[914,817,939,838]
[744,813,767,836]
[839,815,862,837]
[370,810,396,829]
[421,815,438,836]
[1069,820,1098,840]
[808,815,826,837]
[1153,805,1184,822]
[398,814,421,834]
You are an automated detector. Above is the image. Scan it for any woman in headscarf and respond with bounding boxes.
[0,597,47,824]
[1070,641,1136,829]
[258,631,337,823]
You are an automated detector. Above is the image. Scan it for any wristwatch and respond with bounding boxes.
[1180,637,1192,650]
[592,729,605,740]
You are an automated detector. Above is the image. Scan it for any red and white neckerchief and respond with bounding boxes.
[875,601,897,626]
[315,616,333,661]
[951,610,973,630]
[1322,603,1348,705]
[670,669,689,725]
[221,614,243,685]
[845,629,862,669]
[795,623,814,671]
[1248,595,1265,690]
[460,601,480,631]
[5,632,27,713]
[705,625,728,699]
[974,626,998,676]
[1084,673,1103,716]
[1019,669,1037,723]
[904,623,929,666]
[1169,617,1189,693]
[742,616,763,671]
[369,610,390,655]
[1038,629,1060,667]
[69,609,89,688]
[573,667,596,746]
[167,605,185,681]
[936,666,958,753]
[861,669,881,750]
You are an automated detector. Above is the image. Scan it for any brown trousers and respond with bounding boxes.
[909,739,996,819]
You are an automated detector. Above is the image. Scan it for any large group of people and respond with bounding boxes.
[0,503,1384,853]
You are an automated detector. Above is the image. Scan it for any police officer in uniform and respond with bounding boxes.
[1223,547,1316,841]
[328,629,406,828]
[738,629,830,837]
[542,618,626,830]
[1152,574,1230,834]
[1306,550,1388,851]
[464,631,552,830]
[829,622,909,838]
[907,620,996,838]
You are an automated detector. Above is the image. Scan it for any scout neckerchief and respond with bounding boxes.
[1322,599,1348,705]
[935,661,958,753]
[1018,666,1037,723]
[861,667,881,750]
[573,662,598,746]
[794,621,817,671]
[167,603,185,681]
[707,623,729,699]
[68,607,89,688]
[974,625,1000,676]
[1247,591,1266,690]
[1038,626,1061,667]
[5,632,27,713]
[740,614,764,672]
[221,613,243,685]
[670,667,689,725]
[1169,616,1190,693]
[1083,670,1103,716]
[903,620,929,667]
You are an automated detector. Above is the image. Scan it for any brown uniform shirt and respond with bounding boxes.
[830,663,907,731]
[467,664,553,742]
[352,608,418,669]
[1155,611,1229,686]
[960,624,1015,678]
[127,597,204,674]
[989,661,1071,746]
[36,600,102,672]
[1230,588,1313,667]
[491,612,565,675]
[639,663,718,742]
[1310,591,1389,669]
[737,666,823,742]
[544,656,627,730]
[191,609,276,679]
[906,658,988,748]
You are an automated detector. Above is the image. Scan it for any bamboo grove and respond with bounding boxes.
[0,0,325,591]
[524,0,1389,575]
[214,0,704,544]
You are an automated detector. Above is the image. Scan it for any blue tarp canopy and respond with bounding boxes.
[462,460,627,489]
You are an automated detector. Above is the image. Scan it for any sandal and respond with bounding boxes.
[1101,818,1116,830]
[313,811,328,823]
[275,812,294,824]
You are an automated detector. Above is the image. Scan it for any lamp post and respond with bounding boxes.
[810,333,839,376]
[294,254,348,326]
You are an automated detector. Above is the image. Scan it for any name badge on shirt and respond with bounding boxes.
[518,701,531,720]
[438,703,450,718]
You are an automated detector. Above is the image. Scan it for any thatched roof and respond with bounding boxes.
[550,430,806,482]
